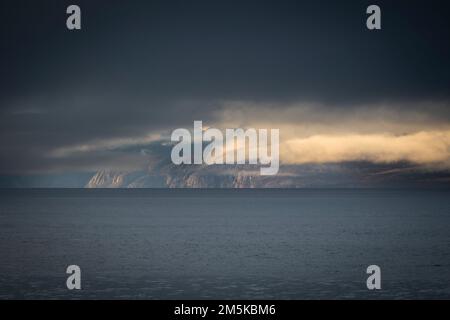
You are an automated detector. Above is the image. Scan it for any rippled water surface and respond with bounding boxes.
[0,189,449,299]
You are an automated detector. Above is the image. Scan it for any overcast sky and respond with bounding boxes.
[1,0,449,175]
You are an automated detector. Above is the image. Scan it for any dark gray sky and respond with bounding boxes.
[1,0,450,175]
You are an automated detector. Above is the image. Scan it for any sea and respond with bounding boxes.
[0,188,449,299]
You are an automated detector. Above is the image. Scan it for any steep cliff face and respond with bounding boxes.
[85,161,433,188]
[85,170,127,188]
[85,170,165,188]
[85,146,330,188]
[166,171,236,188]
[86,165,265,188]
[84,162,328,188]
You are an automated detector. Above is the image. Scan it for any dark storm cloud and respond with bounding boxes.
[0,95,223,173]
[1,0,450,174]
[2,0,449,103]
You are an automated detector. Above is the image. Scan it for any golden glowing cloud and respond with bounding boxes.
[282,131,450,166]
[213,101,450,168]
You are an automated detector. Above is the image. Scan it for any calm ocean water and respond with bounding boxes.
[0,188,449,299]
